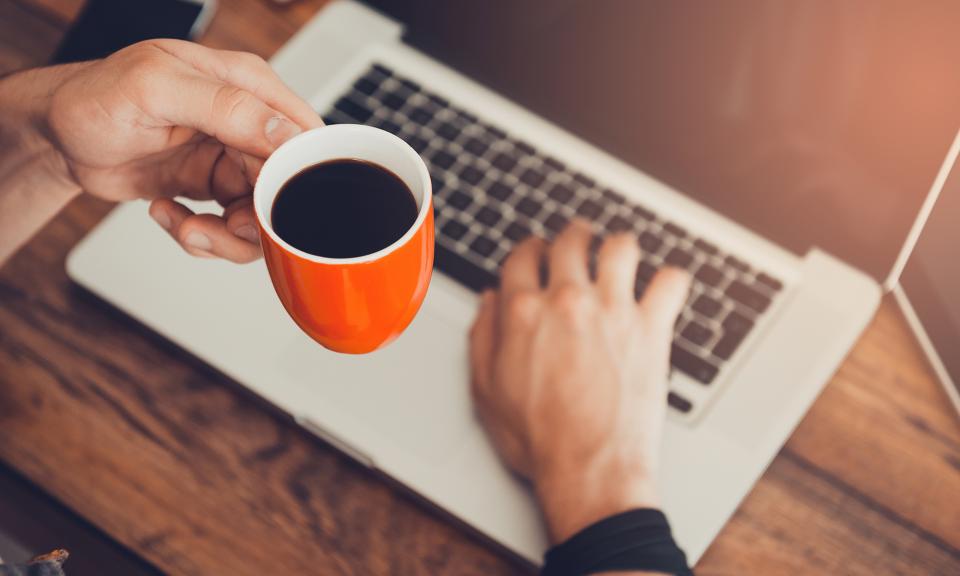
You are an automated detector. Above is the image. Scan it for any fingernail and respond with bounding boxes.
[185,231,212,252]
[234,224,259,243]
[265,116,301,148]
[152,210,172,231]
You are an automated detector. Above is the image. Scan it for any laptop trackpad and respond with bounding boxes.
[274,294,475,467]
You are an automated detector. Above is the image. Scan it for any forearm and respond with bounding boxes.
[0,66,83,265]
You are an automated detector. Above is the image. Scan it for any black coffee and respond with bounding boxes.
[271,159,419,258]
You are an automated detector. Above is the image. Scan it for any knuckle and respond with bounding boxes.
[214,85,255,123]
[551,285,593,321]
[505,292,541,326]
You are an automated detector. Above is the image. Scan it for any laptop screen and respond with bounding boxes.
[900,164,960,404]
[365,0,960,281]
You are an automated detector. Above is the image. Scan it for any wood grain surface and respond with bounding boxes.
[1,1,959,574]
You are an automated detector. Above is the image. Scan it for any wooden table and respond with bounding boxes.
[1,1,959,574]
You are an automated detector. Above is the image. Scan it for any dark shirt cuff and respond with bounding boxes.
[541,508,692,576]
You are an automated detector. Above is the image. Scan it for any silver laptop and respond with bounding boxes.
[66,1,960,565]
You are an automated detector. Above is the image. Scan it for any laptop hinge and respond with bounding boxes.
[296,416,376,469]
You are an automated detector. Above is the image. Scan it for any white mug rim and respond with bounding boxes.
[253,124,433,265]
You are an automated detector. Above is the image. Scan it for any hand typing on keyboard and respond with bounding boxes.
[469,220,691,546]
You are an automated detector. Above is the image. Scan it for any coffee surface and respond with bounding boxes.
[271,160,418,258]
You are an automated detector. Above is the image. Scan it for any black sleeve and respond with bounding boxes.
[541,508,693,576]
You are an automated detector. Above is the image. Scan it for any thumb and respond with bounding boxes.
[159,73,303,158]
[638,267,691,335]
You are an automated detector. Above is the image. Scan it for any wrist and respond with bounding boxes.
[535,455,660,544]
[0,65,87,201]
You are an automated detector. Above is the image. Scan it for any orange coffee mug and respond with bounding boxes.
[253,124,434,354]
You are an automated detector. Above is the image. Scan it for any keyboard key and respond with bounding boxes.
[492,152,518,173]
[399,77,420,92]
[667,392,693,414]
[601,188,625,205]
[484,124,507,139]
[460,164,485,185]
[681,321,713,346]
[354,77,378,95]
[576,199,603,219]
[435,244,497,292]
[436,122,460,141]
[455,109,478,124]
[544,212,569,234]
[722,309,754,335]
[513,140,536,156]
[548,183,575,203]
[431,150,457,170]
[663,222,687,238]
[664,247,694,269]
[487,181,512,201]
[334,97,373,123]
[693,238,718,255]
[724,254,750,273]
[372,63,392,78]
[377,118,402,134]
[633,205,656,221]
[639,231,663,253]
[543,157,565,171]
[427,93,449,108]
[409,107,432,124]
[573,173,595,187]
[441,219,469,241]
[463,137,489,156]
[713,331,746,361]
[505,221,531,242]
[519,167,546,188]
[756,272,783,292]
[407,134,429,153]
[470,236,498,258]
[475,206,500,226]
[695,263,724,287]
[381,92,406,110]
[606,214,632,234]
[726,281,772,314]
[670,344,719,385]
[448,190,473,210]
[516,197,542,218]
[692,294,723,318]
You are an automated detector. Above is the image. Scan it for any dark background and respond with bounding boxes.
[370,0,960,281]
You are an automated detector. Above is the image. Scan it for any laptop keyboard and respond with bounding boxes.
[323,63,784,417]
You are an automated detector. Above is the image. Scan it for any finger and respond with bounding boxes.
[176,213,262,263]
[146,40,323,131]
[156,72,302,159]
[211,147,251,206]
[638,267,692,334]
[548,220,592,288]
[469,290,499,399]
[149,197,193,239]
[500,236,546,298]
[596,233,641,305]
[223,197,260,245]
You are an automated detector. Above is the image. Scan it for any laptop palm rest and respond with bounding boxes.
[277,295,476,468]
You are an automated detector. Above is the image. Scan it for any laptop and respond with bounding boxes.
[65,1,960,565]
[895,146,960,416]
